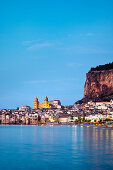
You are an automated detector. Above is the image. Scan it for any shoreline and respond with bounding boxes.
[0,122,113,128]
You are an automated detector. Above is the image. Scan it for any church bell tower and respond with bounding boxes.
[33,96,39,109]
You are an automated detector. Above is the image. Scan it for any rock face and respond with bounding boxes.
[83,69,113,102]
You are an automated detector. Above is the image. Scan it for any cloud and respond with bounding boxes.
[22,39,53,50]
[25,80,48,84]
[86,33,93,36]
[60,45,113,54]
[67,34,72,37]
[27,42,53,50]
[80,33,93,37]
[22,40,39,46]
[67,62,83,67]
[25,78,78,84]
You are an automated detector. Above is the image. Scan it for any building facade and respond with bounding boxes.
[33,96,49,109]
[33,96,61,109]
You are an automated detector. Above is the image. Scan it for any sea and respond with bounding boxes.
[0,125,113,170]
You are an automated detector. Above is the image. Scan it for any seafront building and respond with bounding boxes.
[0,100,113,125]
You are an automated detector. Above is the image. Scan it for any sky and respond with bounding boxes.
[0,0,113,109]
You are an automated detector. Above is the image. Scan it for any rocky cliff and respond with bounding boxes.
[81,63,113,103]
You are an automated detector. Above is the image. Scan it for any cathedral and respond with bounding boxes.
[33,96,61,109]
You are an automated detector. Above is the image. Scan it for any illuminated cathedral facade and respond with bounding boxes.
[33,96,61,109]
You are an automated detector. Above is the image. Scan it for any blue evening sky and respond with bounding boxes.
[0,0,113,109]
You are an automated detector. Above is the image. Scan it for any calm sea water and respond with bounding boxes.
[0,125,113,170]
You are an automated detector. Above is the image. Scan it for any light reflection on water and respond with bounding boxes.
[0,125,113,170]
[72,126,113,169]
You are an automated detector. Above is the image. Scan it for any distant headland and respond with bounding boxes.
[77,62,113,104]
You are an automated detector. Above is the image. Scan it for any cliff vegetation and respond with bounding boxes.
[90,62,113,71]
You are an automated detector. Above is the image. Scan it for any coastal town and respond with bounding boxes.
[0,63,113,126]
[0,96,113,127]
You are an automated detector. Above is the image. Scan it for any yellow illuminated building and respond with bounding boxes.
[33,96,49,109]
[43,96,49,108]
[33,96,61,109]
[33,96,39,109]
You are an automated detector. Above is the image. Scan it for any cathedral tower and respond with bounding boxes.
[43,96,49,108]
[33,96,39,109]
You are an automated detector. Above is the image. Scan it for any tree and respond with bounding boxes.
[90,62,113,71]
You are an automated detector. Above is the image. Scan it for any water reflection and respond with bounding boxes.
[72,126,113,169]
[0,125,113,170]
